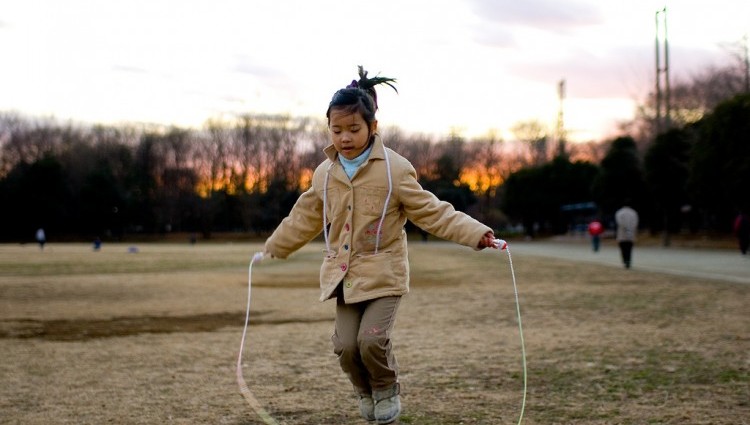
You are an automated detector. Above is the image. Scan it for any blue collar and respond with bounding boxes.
[339,144,373,179]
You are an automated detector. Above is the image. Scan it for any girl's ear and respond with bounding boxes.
[369,120,378,134]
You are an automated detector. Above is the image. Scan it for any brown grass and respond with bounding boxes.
[0,242,748,424]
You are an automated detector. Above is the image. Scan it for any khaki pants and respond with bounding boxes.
[332,288,401,396]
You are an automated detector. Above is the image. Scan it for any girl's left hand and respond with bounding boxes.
[478,231,498,249]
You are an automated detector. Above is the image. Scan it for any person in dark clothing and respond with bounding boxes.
[733,212,750,255]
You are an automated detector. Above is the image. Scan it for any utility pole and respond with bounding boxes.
[655,7,672,247]
[655,6,671,136]
[744,34,749,93]
[556,79,567,157]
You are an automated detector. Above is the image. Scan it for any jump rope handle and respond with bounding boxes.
[493,238,508,251]
[252,252,265,264]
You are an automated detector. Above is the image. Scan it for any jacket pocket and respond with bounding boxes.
[356,186,388,217]
[350,251,406,293]
[320,253,340,283]
[319,187,344,219]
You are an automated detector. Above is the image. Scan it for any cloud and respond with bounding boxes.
[112,65,149,75]
[473,25,517,48]
[233,58,282,79]
[502,45,648,99]
[469,0,603,31]
[232,56,298,95]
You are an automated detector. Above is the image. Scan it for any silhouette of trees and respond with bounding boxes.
[624,62,747,146]
[592,136,648,216]
[688,93,750,231]
[502,156,598,236]
[1,67,748,242]
[644,128,692,245]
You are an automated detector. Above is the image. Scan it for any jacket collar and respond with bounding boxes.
[324,133,386,163]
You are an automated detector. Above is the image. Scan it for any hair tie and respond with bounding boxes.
[346,80,359,89]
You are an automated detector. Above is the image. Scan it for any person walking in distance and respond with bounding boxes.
[35,228,46,250]
[615,204,638,268]
[587,219,604,252]
[733,211,750,255]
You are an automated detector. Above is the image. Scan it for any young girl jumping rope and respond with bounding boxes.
[261,66,501,424]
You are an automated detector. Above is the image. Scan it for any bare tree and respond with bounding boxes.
[567,140,608,164]
[463,132,505,224]
[0,114,59,175]
[464,132,504,199]
[380,127,437,180]
[624,61,747,147]
[235,114,264,193]
[511,120,549,166]
[193,119,233,197]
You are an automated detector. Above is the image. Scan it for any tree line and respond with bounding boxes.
[1,64,748,243]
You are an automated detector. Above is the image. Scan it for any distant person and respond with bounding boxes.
[260,67,501,424]
[93,237,102,251]
[615,204,639,268]
[588,219,604,252]
[733,212,750,255]
[35,228,46,250]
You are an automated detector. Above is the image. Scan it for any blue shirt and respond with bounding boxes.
[339,144,373,179]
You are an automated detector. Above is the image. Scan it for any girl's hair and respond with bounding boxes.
[326,66,397,125]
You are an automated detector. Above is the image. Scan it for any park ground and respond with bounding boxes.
[0,238,748,424]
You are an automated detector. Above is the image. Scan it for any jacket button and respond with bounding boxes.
[340,264,347,272]
[348,205,352,210]
[345,223,350,232]
[345,280,352,288]
[344,244,349,250]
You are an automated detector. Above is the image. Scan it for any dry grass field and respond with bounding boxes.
[0,241,748,424]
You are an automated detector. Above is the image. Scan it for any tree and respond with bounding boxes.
[689,93,750,231]
[421,153,477,214]
[592,136,648,218]
[623,62,747,146]
[385,130,437,180]
[0,155,70,239]
[502,157,598,236]
[644,128,692,245]
[511,120,549,166]
[462,132,506,227]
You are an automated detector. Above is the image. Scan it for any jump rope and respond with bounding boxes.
[236,239,527,425]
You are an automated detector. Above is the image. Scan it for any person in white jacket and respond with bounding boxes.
[615,204,639,268]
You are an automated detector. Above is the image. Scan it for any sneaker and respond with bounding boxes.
[359,395,375,422]
[373,384,401,424]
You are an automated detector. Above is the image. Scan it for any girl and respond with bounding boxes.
[263,66,499,424]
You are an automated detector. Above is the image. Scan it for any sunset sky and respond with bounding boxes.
[1,0,747,142]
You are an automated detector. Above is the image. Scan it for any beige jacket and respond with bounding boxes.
[264,135,492,303]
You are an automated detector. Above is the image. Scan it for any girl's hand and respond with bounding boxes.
[478,231,497,249]
[252,252,274,263]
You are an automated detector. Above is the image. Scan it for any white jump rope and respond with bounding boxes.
[237,239,527,425]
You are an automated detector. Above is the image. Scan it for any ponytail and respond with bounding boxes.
[327,66,397,124]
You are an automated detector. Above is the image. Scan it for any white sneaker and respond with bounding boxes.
[359,395,375,422]
[373,384,401,424]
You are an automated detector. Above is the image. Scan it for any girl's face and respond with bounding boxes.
[328,109,377,160]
